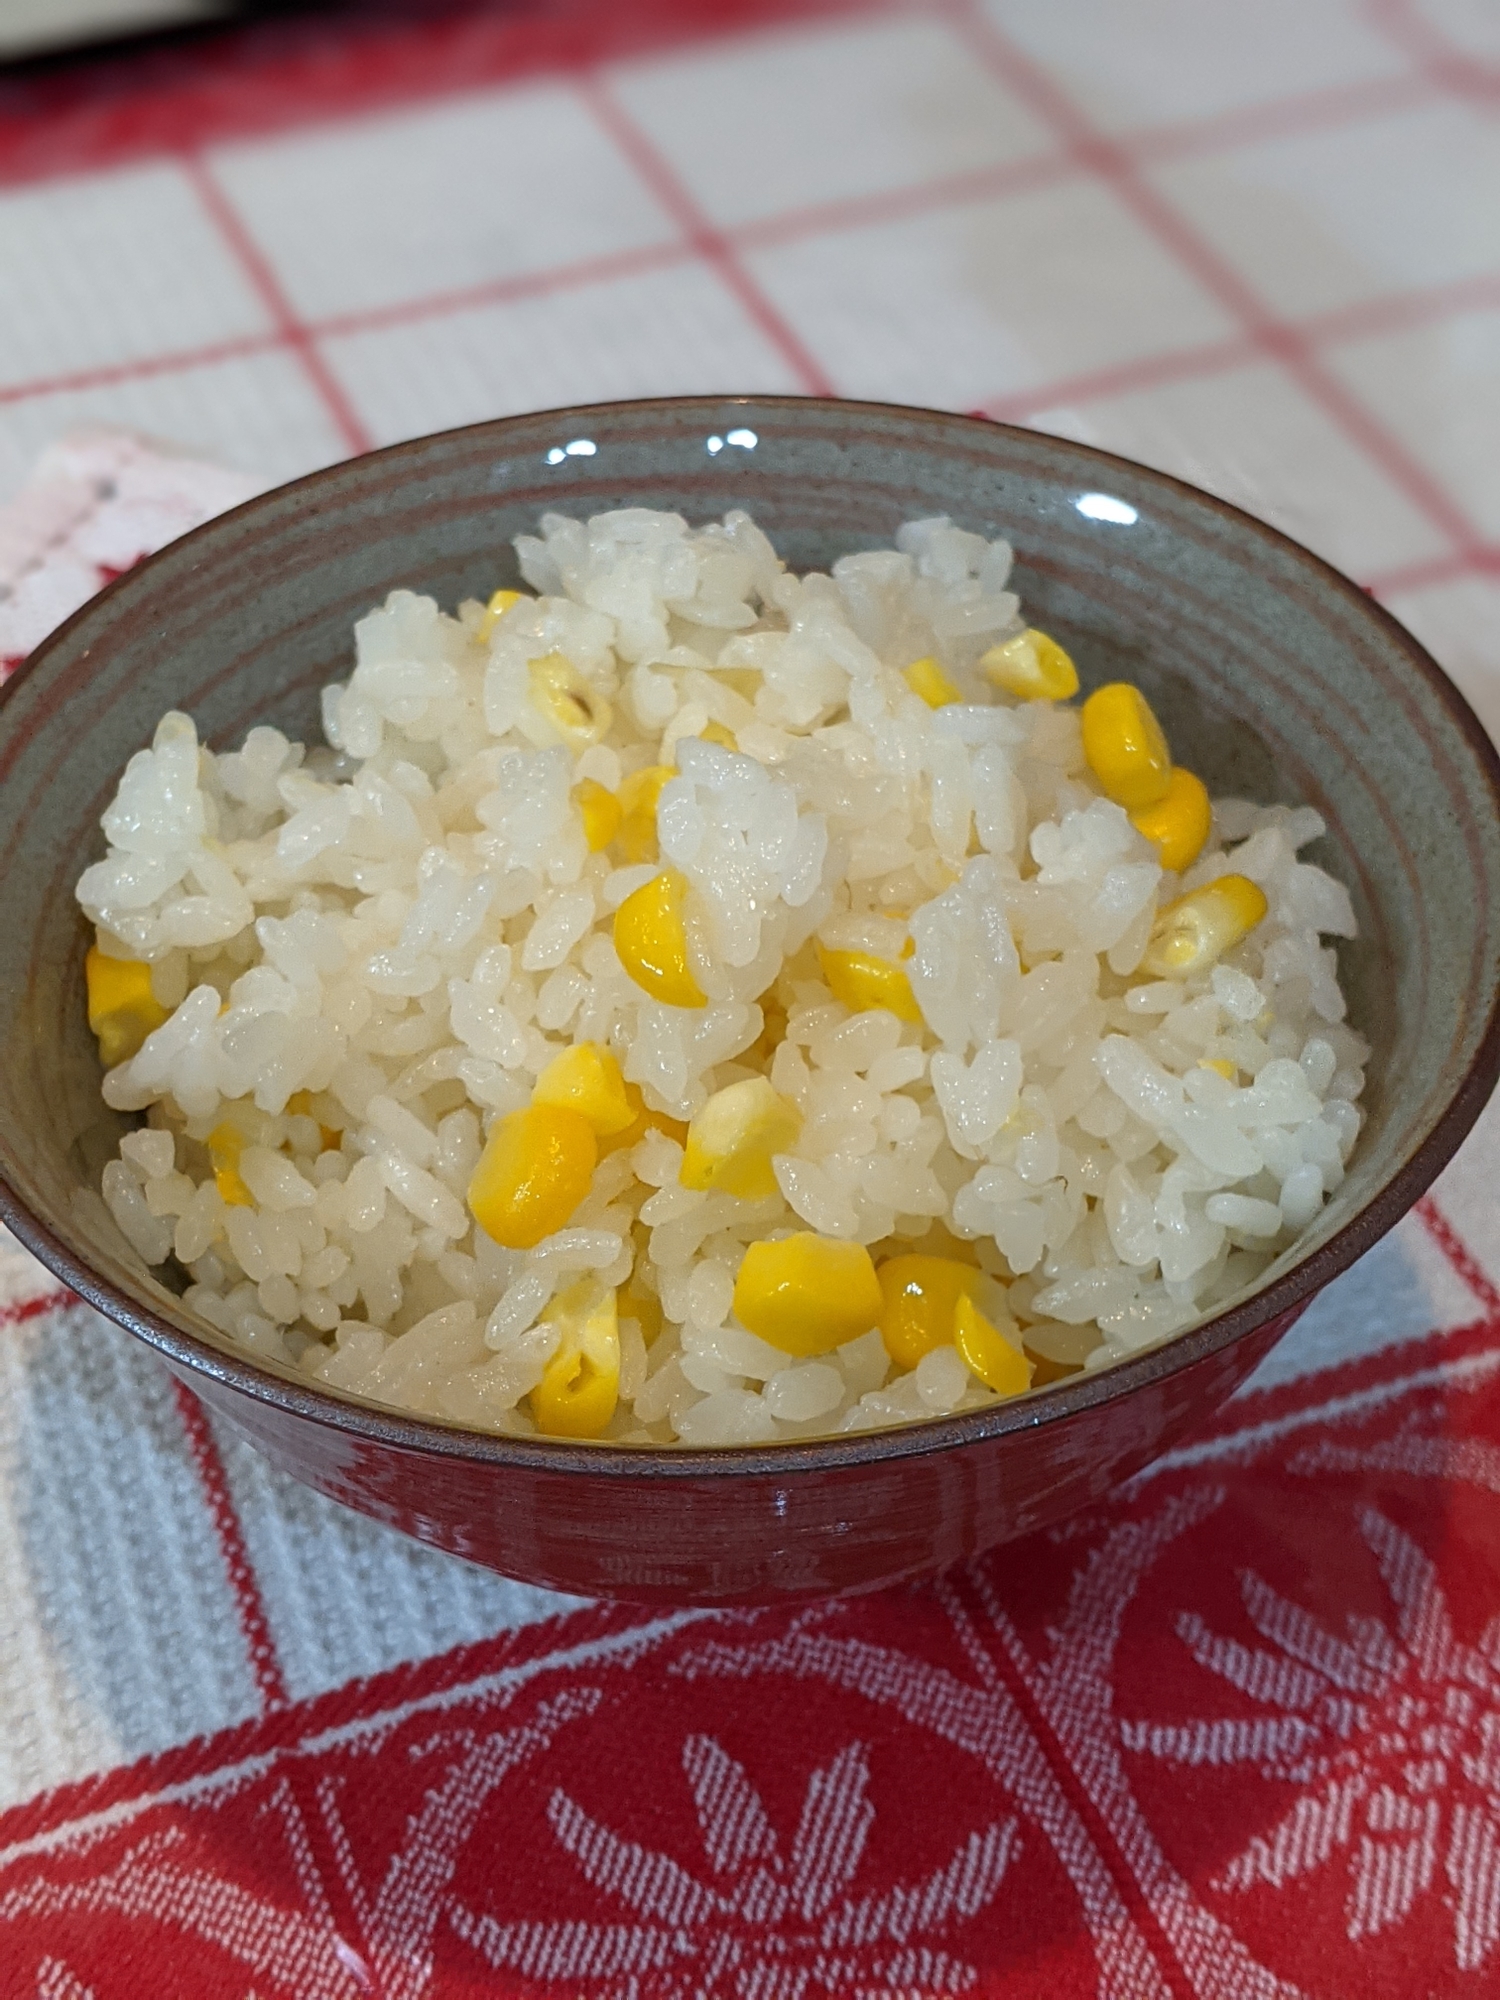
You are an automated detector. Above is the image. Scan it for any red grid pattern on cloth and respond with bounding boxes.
[1366,0,1500,104]
[177,150,375,458]
[943,2,1493,569]
[575,71,838,397]
[1,3,1498,595]
[6,3,1500,1991]
[0,0,877,186]
[170,1381,289,1715]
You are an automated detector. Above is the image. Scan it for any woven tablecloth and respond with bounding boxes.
[4,4,1500,1993]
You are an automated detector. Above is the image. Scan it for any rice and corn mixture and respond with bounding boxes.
[76,508,1366,1447]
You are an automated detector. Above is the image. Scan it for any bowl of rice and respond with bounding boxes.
[1,396,1497,1605]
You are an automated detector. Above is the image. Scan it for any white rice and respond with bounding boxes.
[77,508,1366,1445]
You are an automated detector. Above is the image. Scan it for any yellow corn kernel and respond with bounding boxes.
[981,628,1079,702]
[286,1089,342,1154]
[817,943,922,1025]
[877,1254,987,1372]
[1130,767,1211,873]
[478,587,524,640]
[467,1103,598,1249]
[530,1278,620,1439]
[1026,1345,1083,1386]
[532,1041,637,1136]
[616,764,673,863]
[598,1079,690,1156]
[1140,873,1268,979]
[1082,682,1172,810]
[574,777,622,852]
[903,655,962,708]
[85,946,169,1069]
[528,652,612,749]
[717,667,762,703]
[700,720,738,751]
[207,1124,254,1208]
[680,1076,802,1201]
[749,990,788,1066]
[1198,1056,1237,1080]
[887,1220,981,1266]
[953,1292,1033,1397]
[620,1269,663,1347]
[733,1233,883,1357]
[614,869,707,1009]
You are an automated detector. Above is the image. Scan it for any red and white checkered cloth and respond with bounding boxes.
[4,4,1500,1993]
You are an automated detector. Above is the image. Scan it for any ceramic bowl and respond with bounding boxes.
[2,397,1497,1607]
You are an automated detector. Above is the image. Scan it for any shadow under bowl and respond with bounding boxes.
[1,397,1497,1606]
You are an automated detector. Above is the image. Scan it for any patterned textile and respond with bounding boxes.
[3,4,1500,1991]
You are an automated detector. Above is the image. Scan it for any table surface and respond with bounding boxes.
[3,4,1500,1995]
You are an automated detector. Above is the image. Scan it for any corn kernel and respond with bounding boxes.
[717,667,761,702]
[1082,682,1172,810]
[953,1292,1032,1396]
[286,1089,342,1153]
[903,655,962,708]
[733,1233,883,1357]
[478,587,524,640]
[617,764,673,863]
[207,1124,254,1208]
[620,1269,663,1347]
[1026,1345,1083,1386]
[528,652,612,749]
[680,1077,802,1201]
[614,869,707,1009]
[981,628,1079,702]
[85,946,168,1069]
[877,1254,987,1371]
[1198,1056,1237,1080]
[888,1220,980,1266]
[749,991,788,1066]
[1140,873,1268,979]
[533,1041,637,1136]
[467,1103,598,1249]
[699,720,738,751]
[817,943,922,1024]
[1131,767,1211,873]
[530,1278,620,1439]
[598,1080,689,1155]
[574,777,622,852]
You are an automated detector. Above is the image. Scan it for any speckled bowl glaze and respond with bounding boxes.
[1,397,1497,1606]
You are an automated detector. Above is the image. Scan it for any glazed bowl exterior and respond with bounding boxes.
[1,396,1497,1607]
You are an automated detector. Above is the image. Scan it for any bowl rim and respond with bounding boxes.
[4,390,1499,1480]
